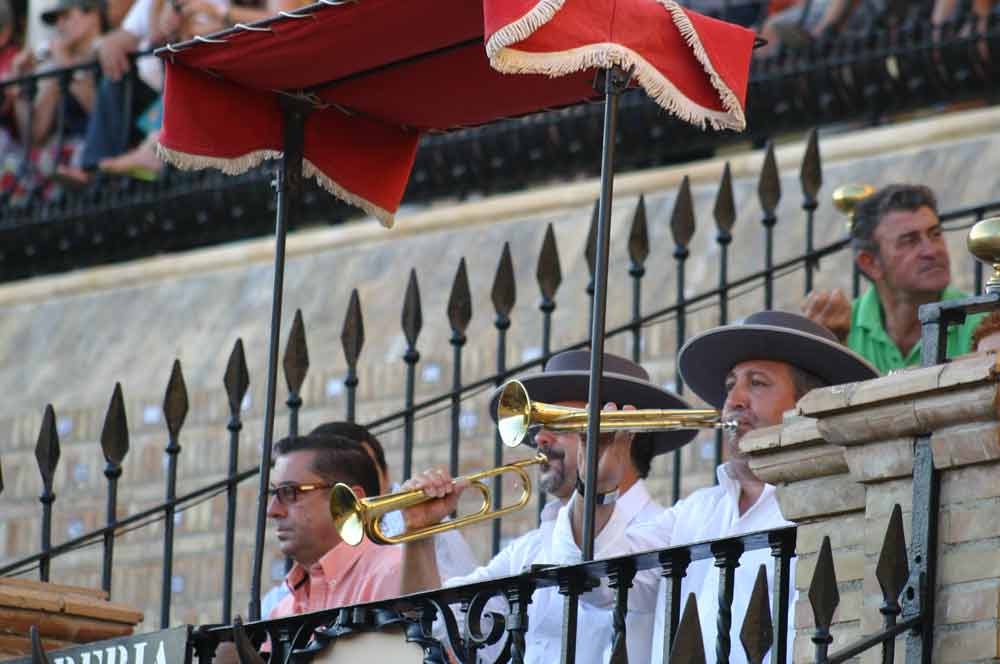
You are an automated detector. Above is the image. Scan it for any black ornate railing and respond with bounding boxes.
[0,4,997,281]
[4,500,929,663]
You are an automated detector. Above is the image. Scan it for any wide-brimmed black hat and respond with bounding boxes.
[678,310,879,408]
[488,349,697,456]
[41,0,103,24]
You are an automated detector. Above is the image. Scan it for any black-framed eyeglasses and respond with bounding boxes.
[267,482,334,505]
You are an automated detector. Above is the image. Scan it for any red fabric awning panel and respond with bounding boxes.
[157,0,755,226]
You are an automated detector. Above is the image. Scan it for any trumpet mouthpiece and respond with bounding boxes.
[720,420,739,431]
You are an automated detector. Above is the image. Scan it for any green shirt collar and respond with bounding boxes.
[854,285,968,334]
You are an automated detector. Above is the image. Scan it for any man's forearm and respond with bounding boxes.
[400,539,442,594]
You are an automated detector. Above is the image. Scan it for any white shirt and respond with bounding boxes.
[648,464,796,664]
[483,480,661,664]
[121,0,154,41]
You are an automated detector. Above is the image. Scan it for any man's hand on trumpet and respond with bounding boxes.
[575,402,635,494]
[399,468,471,532]
[569,402,636,546]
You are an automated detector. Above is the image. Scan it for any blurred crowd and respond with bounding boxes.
[0,0,302,204]
[0,0,996,205]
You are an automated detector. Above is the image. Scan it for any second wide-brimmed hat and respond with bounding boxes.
[678,310,879,408]
[489,349,697,456]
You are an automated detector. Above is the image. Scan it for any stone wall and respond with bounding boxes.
[1,106,999,631]
[743,352,1000,663]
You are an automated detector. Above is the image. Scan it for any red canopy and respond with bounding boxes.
[157,0,756,225]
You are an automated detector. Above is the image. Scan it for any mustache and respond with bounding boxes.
[541,447,565,462]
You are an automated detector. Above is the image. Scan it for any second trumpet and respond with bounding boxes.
[496,379,736,447]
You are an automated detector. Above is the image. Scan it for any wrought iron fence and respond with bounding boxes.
[5,502,929,663]
[0,4,996,281]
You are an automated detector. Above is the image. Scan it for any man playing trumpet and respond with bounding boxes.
[398,349,697,664]
[552,311,878,663]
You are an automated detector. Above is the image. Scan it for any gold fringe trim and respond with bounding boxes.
[155,142,282,175]
[491,43,741,131]
[155,143,396,227]
[485,0,565,60]
[657,0,746,131]
[302,160,395,228]
[487,0,747,131]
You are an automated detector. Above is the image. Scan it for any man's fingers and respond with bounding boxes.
[802,291,828,317]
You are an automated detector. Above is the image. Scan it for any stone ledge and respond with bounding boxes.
[742,414,847,486]
[797,354,1000,445]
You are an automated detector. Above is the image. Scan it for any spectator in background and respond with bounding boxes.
[0,0,17,81]
[7,0,104,146]
[756,0,882,56]
[802,184,985,374]
[0,0,21,133]
[931,0,998,62]
[105,0,135,28]
[55,0,306,185]
[0,0,103,201]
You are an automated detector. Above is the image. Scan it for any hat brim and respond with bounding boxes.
[678,324,879,408]
[489,371,698,456]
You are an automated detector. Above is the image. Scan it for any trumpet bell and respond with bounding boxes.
[330,484,366,547]
[497,380,533,447]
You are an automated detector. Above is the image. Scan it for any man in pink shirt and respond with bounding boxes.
[266,434,401,618]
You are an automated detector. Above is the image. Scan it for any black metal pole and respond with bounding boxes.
[345,363,358,422]
[763,218,776,309]
[804,199,817,294]
[39,470,54,584]
[715,228,731,474]
[249,97,309,621]
[287,390,301,437]
[403,348,419,480]
[492,321,508,556]
[101,460,121,594]
[672,242,688,504]
[582,66,628,561]
[629,258,644,364]
[222,394,243,623]
[449,329,466,481]
[769,530,795,664]
[160,432,180,628]
[538,297,554,522]
[713,544,742,664]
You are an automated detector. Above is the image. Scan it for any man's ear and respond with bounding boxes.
[351,484,367,500]
[856,250,883,282]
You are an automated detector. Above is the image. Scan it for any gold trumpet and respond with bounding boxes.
[496,379,735,447]
[330,453,547,546]
[330,379,733,546]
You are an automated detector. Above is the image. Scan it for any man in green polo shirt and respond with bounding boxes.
[802,184,983,375]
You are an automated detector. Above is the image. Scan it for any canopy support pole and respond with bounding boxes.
[249,95,312,621]
[582,66,631,562]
